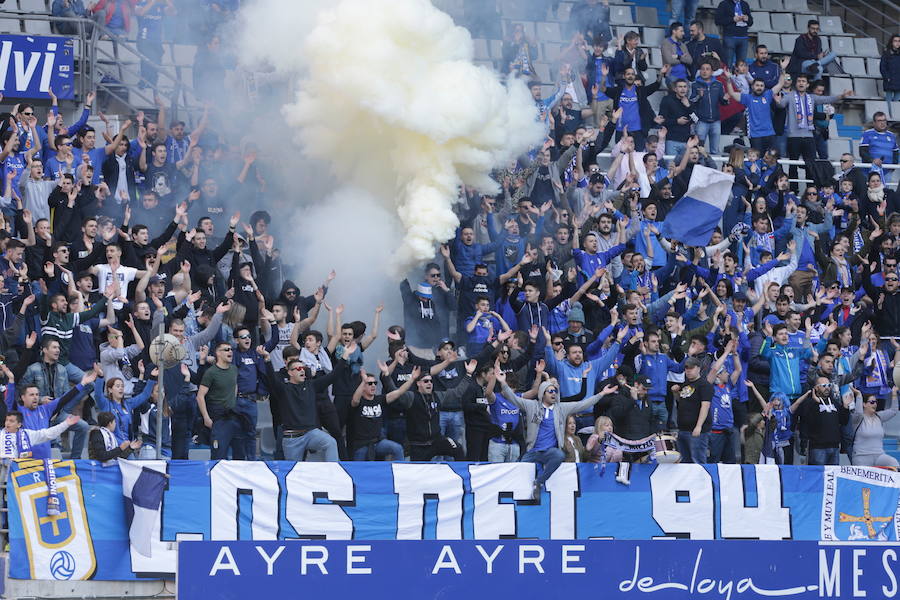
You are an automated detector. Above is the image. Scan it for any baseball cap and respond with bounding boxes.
[732,291,748,302]
[149,275,164,285]
[435,338,455,352]
[684,357,702,369]
[634,375,652,387]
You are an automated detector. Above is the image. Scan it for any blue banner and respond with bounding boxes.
[177,540,900,600]
[0,34,75,99]
[7,460,900,580]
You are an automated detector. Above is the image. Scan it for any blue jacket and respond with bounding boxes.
[94,379,157,444]
[451,228,501,277]
[544,342,621,397]
[690,78,728,123]
[572,244,625,285]
[759,338,812,397]
[748,59,781,89]
[637,353,683,400]
[882,51,900,92]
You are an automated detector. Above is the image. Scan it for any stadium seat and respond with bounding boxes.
[642,27,665,48]
[542,42,561,62]
[829,76,853,94]
[781,35,797,54]
[557,2,573,22]
[842,57,868,78]
[745,0,761,9]
[609,6,633,25]
[635,6,659,27]
[500,0,532,21]
[648,47,662,68]
[473,39,491,60]
[757,33,783,53]
[827,139,851,157]
[854,38,879,58]
[614,26,634,41]
[866,57,882,77]
[506,20,536,40]
[0,18,20,33]
[769,13,795,33]
[829,36,854,56]
[536,21,562,42]
[890,102,900,119]
[644,67,659,84]
[751,12,771,32]
[781,0,809,10]
[853,78,878,99]
[865,100,889,118]
[763,0,783,9]
[819,16,842,35]
[19,0,49,12]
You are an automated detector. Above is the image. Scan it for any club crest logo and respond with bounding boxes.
[821,466,900,541]
[10,459,97,579]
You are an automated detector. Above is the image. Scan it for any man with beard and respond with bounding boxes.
[775,74,852,191]
[787,19,839,81]
[726,63,788,153]
[597,64,669,150]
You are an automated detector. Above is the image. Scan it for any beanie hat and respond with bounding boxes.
[567,301,585,324]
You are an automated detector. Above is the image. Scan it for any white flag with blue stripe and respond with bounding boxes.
[661,165,734,246]
[119,459,167,557]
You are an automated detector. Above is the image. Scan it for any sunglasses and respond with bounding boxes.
[365,381,377,386]
[887,277,899,282]
[865,399,878,404]
[420,378,433,383]
[292,366,306,372]
[284,290,297,295]
[61,142,73,146]
[21,112,33,116]
[236,334,251,340]
[545,388,558,394]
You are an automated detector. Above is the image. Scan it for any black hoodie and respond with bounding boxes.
[279,280,316,320]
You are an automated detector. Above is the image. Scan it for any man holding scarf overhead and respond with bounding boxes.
[774,74,852,190]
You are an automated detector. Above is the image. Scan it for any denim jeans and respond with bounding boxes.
[801,51,837,81]
[723,36,748,68]
[677,430,709,464]
[887,91,900,117]
[440,411,466,452]
[665,140,687,158]
[210,415,246,460]
[235,396,258,460]
[171,390,197,460]
[352,439,405,461]
[808,446,840,466]
[282,429,339,462]
[695,120,721,154]
[521,447,565,486]
[63,362,85,383]
[775,134,787,158]
[814,133,829,159]
[488,440,520,462]
[52,411,89,459]
[649,400,668,432]
[708,429,736,463]
[669,0,698,25]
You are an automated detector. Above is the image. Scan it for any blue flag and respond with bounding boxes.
[661,165,734,246]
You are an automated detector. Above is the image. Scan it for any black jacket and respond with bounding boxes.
[88,428,134,461]
[609,393,656,440]
[265,360,344,431]
[714,1,753,38]
[659,93,694,143]
[101,151,139,203]
[882,50,900,92]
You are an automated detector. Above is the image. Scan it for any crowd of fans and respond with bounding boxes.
[0,0,897,501]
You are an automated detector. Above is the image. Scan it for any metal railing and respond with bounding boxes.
[0,10,203,125]
[819,0,899,47]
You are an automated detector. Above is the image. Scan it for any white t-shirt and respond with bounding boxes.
[95,264,138,309]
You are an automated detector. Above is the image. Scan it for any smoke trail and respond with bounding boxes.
[237,0,543,276]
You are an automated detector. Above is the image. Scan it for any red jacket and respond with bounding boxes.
[717,72,744,121]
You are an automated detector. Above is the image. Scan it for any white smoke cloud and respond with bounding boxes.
[237,0,543,276]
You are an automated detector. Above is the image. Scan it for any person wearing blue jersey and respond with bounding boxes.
[725,59,788,153]
[859,112,899,183]
[747,46,782,90]
[661,23,692,86]
[707,338,741,463]
[571,225,625,285]
[597,64,669,151]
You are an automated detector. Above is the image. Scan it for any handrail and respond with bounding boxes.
[825,0,896,45]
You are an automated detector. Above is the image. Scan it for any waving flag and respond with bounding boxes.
[119,459,167,557]
[661,165,734,246]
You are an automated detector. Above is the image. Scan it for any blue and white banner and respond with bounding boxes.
[0,34,75,100]
[177,540,900,600]
[661,164,734,246]
[7,460,900,580]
